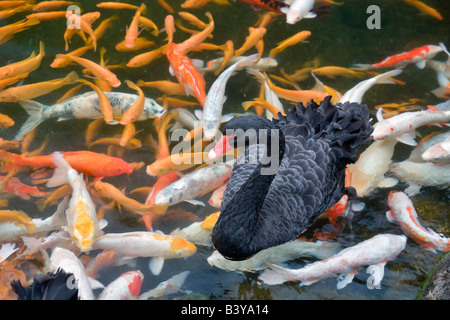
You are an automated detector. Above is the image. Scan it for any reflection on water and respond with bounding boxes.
[0,0,449,300]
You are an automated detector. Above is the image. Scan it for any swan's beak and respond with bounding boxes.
[208,135,233,160]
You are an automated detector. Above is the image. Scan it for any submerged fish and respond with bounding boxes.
[14,91,165,141]
[97,270,144,300]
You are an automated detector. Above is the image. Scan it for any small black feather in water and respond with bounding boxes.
[11,268,79,300]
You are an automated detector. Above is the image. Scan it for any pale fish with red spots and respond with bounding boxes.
[92,231,197,276]
[46,152,102,252]
[387,191,450,253]
[259,234,407,290]
[421,135,450,163]
[98,270,144,300]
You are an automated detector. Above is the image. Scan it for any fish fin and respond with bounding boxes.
[385,210,395,223]
[395,132,417,146]
[378,177,398,188]
[98,219,108,230]
[194,109,203,120]
[305,12,317,19]
[220,113,234,123]
[366,262,386,289]
[416,61,426,69]
[21,236,42,255]
[350,64,371,71]
[336,272,355,290]
[88,277,105,290]
[280,7,289,14]
[169,66,175,76]
[14,100,47,141]
[258,264,290,285]
[149,256,164,276]
[404,184,421,196]
[183,199,205,206]
[46,152,71,187]
[191,58,204,69]
[350,200,365,212]
[57,117,72,122]
[431,86,449,99]
[0,243,18,263]
[376,107,384,122]
[375,69,403,84]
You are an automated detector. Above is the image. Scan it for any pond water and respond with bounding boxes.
[0,0,449,301]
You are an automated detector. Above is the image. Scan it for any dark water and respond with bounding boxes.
[0,0,449,301]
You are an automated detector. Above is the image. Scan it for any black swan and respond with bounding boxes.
[209,96,373,260]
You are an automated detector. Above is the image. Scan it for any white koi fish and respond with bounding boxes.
[47,152,101,252]
[0,197,68,242]
[14,91,165,141]
[208,182,227,208]
[339,69,402,104]
[387,191,450,253]
[259,234,407,290]
[426,42,450,78]
[281,0,316,24]
[153,163,233,208]
[50,247,105,300]
[430,71,450,99]
[21,230,78,256]
[372,104,450,146]
[421,135,450,163]
[199,55,278,74]
[208,238,342,273]
[197,54,258,140]
[347,138,399,198]
[97,270,144,300]
[138,271,190,300]
[407,130,450,162]
[389,160,450,196]
[92,231,197,276]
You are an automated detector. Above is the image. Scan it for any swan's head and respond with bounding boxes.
[209,115,275,160]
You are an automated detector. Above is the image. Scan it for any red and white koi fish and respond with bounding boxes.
[339,69,402,103]
[0,175,47,200]
[352,44,443,70]
[0,197,68,242]
[372,104,450,146]
[0,243,17,263]
[47,152,102,252]
[98,270,144,300]
[198,54,258,140]
[259,234,407,289]
[50,247,105,300]
[387,191,450,253]
[138,270,190,300]
[208,238,342,273]
[282,0,316,24]
[92,231,197,275]
[421,135,450,163]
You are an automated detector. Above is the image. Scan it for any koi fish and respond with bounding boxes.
[198,54,258,140]
[407,130,450,162]
[208,182,227,208]
[371,104,450,146]
[0,112,14,129]
[138,270,190,300]
[26,11,68,21]
[238,0,287,13]
[47,152,101,252]
[259,234,407,289]
[208,238,342,273]
[421,135,450,163]
[124,3,146,49]
[352,44,443,70]
[0,175,47,200]
[234,27,266,59]
[78,79,114,124]
[339,69,402,104]
[0,41,44,80]
[96,2,146,11]
[181,0,230,9]
[312,66,367,79]
[0,17,40,45]
[389,160,450,196]
[0,210,36,234]
[402,0,443,21]
[21,230,78,256]
[200,55,277,74]
[50,247,105,300]
[347,138,399,198]
[13,91,164,141]
[171,211,220,246]
[115,37,155,52]
[431,71,450,99]
[153,162,233,209]
[32,1,79,11]
[97,270,144,300]
[269,30,311,58]
[178,11,208,29]
[126,47,164,68]
[281,0,316,24]
[92,231,197,275]
[146,152,209,177]
[138,16,159,37]
[51,45,92,68]
[173,12,215,56]
[0,73,29,91]
[120,80,145,125]
[0,197,68,242]
[136,80,186,96]
[387,191,449,253]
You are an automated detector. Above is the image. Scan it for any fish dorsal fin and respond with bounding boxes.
[149,256,164,276]
[395,132,417,146]
[376,107,384,122]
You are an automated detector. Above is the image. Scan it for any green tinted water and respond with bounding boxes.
[0,0,449,300]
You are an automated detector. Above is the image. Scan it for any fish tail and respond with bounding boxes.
[14,99,48,141]
[62,71,79,84]
[374,69,403,85]
[350,63,371,71]
[0,243,18,263]
[46,152,71,187]
[21,236,42,255]
[258,263,297,285]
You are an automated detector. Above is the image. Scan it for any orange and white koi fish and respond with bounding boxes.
[402,0,443,21]
[47,152,101,252]
[269,30,311,58]
[0,197,68,242]
[115,37,155,52]
[421,135,450,163]
[0,175,47,200]
[259,234,407,289]
[208,238,341,273]
[98,270,144,300]
[0,17,39,45]
[126,47,164,68]
[171,212,220,246]
[352,44,443,70]
[387,191,450,253]
[0,41,44,80]
[124,3,146,49]
[59,55,121,87]
[138,270,190,300]
[407,130,450,163]
[234,27,266,58]
[92,231,197,275]
[372,103,450,146]
[50,247,105,300]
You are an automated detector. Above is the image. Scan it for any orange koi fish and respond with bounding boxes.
[214,40,234,76]
[136,80,186,96]
[312,66,367,79]
[402,0,443,20]
[115,37,155,52]
[0,150,134,177]
[181,0,230,9]
[174,12,215,55]
[0,175,47,200]
[120,80,145,125]
[138,16,159,37]
[125,3,146,49]
[234,27,266,58]
[89,14,119,44]
[126,47,164,68]
[0,71,79,103]
[0,73,28,90]
[0,113,14,129]
[0,17,39,45]
[0,41,44,80]
[78,79,115,124]
[146,152,209,177]
[26,11,68,21]
[269,30,311,58]
[0,1,29,10]
[157,0,175,13]
[51,44,92,68]
[96,2,146,11]
[178,11,208,29]
[33,1,79,11]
